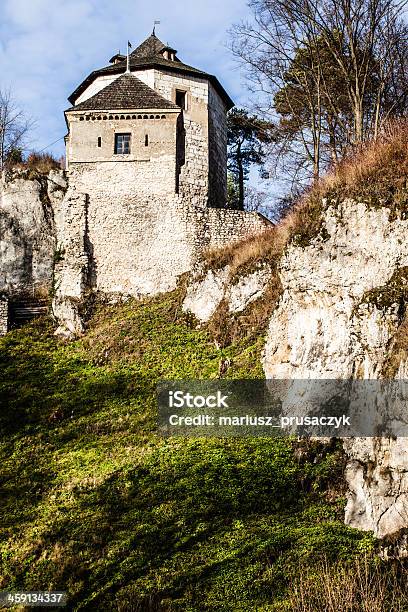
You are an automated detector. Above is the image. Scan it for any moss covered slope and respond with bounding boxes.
[0,291,378,611]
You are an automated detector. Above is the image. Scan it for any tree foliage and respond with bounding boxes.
[227,108,273,209]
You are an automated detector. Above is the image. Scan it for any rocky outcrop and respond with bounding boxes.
[262,198,408,544]
[183,267,230,321]
[0,169,67,297]
[0,171,92,338]
[263,199,408,379]
[183,264,271,322]
[344,438,408,543]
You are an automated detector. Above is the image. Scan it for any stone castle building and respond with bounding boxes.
[61,33,269,298]
[65,32,232,208]
[0,33,269,336]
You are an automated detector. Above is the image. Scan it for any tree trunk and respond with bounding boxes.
[238,157,245,210]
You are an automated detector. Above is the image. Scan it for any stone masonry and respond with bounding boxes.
[59,33,270,308]
[0,296,8,336]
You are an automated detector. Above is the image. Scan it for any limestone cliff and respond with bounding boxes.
[0,169,67,297]
[261,198,408,544]
[183,191,408,548]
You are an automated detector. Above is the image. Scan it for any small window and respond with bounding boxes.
[97,137,102,147]
[175,90,186,110]
[145,134,149,147]
[114,133,131,154]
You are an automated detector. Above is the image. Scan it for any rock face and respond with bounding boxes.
[183,265,271,322]
[263,200,408,379]
[262,199,408,542]
[0,170,67,297]
[344,438,408,541]
[183,267,230,322]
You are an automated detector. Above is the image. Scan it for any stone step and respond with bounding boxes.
[9,300,49,328]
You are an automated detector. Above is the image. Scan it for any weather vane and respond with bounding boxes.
[153,20,161,35]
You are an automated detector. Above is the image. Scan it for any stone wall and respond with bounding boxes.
[154,70,210,207]
[208,83,228,207]
[66,164,196,295]
[0,296,8,335]
[58,162,271,300]
[205,208,270,248]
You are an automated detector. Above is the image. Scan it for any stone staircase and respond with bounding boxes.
[8,299,49,329]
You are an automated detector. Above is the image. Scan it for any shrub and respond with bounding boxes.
[25,152,62,173]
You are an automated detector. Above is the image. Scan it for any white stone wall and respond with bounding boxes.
[205,208,271,248]
[67,163,196,295]
[58,159,269,299]
[153,70,208,106]
[154,69,210,207]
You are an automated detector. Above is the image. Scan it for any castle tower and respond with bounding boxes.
[65,32,234,207]
[61,34,268,297]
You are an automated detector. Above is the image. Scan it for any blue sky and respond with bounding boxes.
[0,0,253,158]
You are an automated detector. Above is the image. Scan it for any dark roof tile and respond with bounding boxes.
[130,34,167,58]
[67,73,179,112]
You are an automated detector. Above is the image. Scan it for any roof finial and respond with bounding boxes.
[126,40,132,73]
[153,20,160,35]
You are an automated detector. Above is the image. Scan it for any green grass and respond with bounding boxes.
[0,291,377,610]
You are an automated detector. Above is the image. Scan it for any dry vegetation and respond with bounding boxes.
[205,120,408,276]
[9,152,64,176]
[25,152,63,173]
[289,556,408,612]
[319,120,408,205]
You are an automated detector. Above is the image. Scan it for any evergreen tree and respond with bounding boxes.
[227,109,272,209]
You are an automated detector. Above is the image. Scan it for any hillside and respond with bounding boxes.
[2,124,408,610]
[2,289,401,611]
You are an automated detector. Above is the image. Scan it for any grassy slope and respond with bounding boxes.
[0,291,374,611]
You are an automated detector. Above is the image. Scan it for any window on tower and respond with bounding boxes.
[114,133,131,154]
[175,90,186,110]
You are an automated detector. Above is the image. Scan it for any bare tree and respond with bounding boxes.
[230,0,408,185]
[0,89,33,171]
